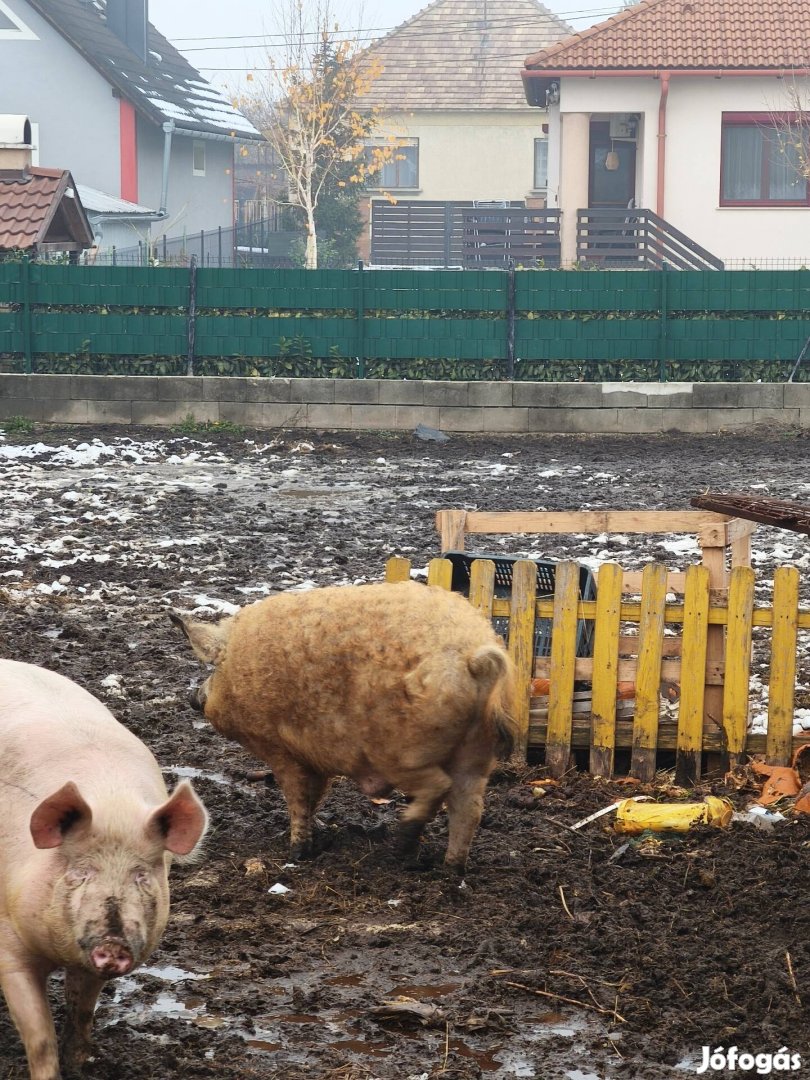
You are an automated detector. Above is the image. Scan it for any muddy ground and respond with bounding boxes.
[0,424,809,1080]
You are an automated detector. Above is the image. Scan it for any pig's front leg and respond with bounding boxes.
[0,966,61,1080]
[272,755,329,859]
[61,968,104,1072]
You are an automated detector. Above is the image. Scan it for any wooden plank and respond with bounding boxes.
[631,563,668,781]
[534,655,725,685]
[700,544,728,766]
[492,597,810,631]
[435,509,467,552]
[457,509,730,537]
[589,563,623,778]
[766,565,800,765]
[534,654,725,685]
[529,716,810,756]
[385,556,411,583]
[722,566,756,769]
[545,561,581,777]
[675,564,710,786]
[506,560,537,760]
[468,559,496,618]
[427,557,453,590]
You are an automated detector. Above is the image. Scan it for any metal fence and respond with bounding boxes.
[1,262,809,382]
[82,219,303,268]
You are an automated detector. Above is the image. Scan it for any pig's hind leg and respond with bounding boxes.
[444,769,491,876]
[61,968,104,1071]
[272,755,329,860]
[0,967,60,1080]
[392,765,453,866]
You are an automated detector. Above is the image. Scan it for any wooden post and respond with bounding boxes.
[766,566,800,765]
[675,564,710,786]
[507,560,537,761]
[545,561,580,777]
[589,563,623,778]
[631,563,667,782]
[435,510,467,553]
[722,566,756,771]
[427,557,453,590]
[385,556,411,583]
[468,559,496,617]
[698,534,728,772]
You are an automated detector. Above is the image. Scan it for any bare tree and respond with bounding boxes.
[771,78,810,184]
[236,0,395,269]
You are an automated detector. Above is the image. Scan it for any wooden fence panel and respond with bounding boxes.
[767,566,800,765]
[507,561,538,761]
[723,566,756,769]
[545,562,581,777]
[589,563,623,777]
[631,563,668,781]
[380,554,809,776]
[675,564,710,786]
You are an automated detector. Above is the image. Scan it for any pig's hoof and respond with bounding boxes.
[290,840,313,861]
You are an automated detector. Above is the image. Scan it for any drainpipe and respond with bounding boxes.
[159,120,174,215]
[656,72,670,218]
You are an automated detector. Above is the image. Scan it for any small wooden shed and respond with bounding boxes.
[0,114,94,259]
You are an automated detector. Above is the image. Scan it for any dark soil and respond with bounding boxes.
[1,425,809,1080]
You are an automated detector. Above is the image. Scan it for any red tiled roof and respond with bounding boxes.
[0,167,93,251]
[524,0,810,72]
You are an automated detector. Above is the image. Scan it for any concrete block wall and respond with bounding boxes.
[0,374,808,433]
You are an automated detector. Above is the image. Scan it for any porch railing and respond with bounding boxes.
[577,207,725,270]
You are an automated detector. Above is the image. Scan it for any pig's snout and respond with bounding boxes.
[189,681,208,713]
[90,939,134,977]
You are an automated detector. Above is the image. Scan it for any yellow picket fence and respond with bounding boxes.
[384,555,810,784]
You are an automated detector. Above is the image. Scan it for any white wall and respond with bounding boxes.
[557,74,810,264]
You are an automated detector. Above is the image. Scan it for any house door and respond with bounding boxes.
[589,122,636,207]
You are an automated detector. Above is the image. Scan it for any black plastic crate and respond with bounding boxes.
[442,550,597,657]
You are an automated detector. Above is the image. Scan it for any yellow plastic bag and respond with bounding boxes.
[614,796,733,834]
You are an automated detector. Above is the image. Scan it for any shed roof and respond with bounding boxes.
[523,0,810,72]
[0,166,94,252]
[25,0,262,141]
[362,0,571,111]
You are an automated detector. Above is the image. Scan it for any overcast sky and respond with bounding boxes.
[149,0,623,93]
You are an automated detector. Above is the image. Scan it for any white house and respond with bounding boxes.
[521,0,810,267]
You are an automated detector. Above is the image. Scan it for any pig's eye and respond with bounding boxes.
[132,868,153,888]
[65,867,95,888]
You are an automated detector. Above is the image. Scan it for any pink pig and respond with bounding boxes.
[0,659,209,1080]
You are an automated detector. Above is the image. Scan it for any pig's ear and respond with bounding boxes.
[169,611,231,665]
[30,782,93,849]
[146,780,208,856]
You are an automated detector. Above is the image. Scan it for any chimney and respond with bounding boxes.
[107,0,148,62]
[0,115,33,170]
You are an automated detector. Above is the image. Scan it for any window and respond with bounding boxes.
[193,140,206,176]
[365,138,418,189]
[533,138,548,190]
[720,113,809,206]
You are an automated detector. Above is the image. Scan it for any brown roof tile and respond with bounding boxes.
[362,0,571,111]
[524,0,810,72]
[0,167,93,251]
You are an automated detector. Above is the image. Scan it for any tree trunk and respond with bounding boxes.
[305,210,318,270]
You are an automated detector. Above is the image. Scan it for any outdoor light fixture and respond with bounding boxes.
[605,140,620,170]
